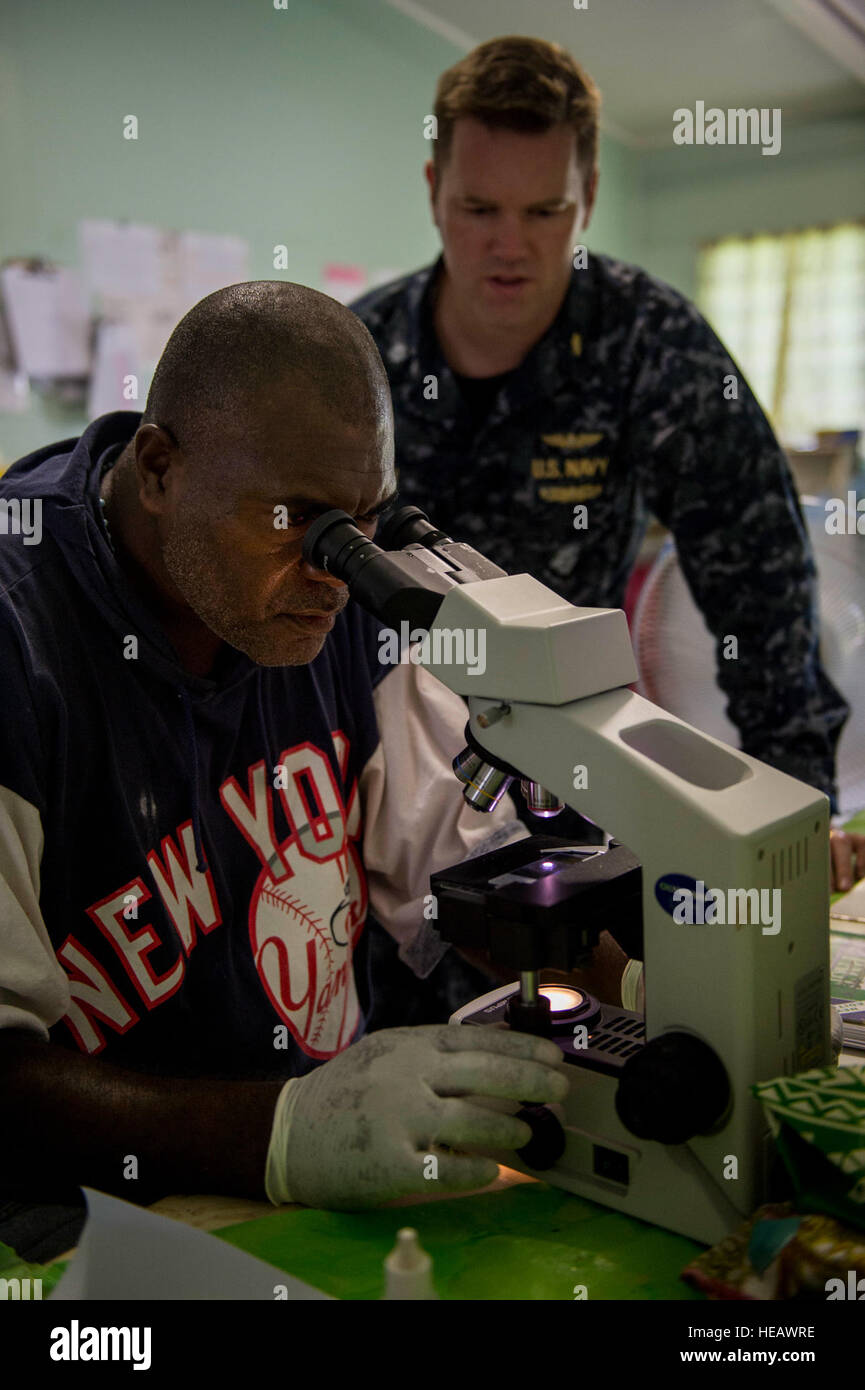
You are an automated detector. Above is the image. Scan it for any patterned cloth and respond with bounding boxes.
[753,1065,865,1229]
[682,1201,865,1300]
[352,253,849,805]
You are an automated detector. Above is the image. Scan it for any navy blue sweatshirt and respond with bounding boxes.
[0,413,521,1081]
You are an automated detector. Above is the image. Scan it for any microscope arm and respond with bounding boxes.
[421,574,829,1043]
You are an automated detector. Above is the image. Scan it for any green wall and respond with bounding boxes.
[4,0,860,467]
[0,0,642,465]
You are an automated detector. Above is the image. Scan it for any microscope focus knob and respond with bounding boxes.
[515,1104,567,1170]
[614,1032,731,1145]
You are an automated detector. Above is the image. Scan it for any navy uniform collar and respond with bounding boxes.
[397,254,598,430]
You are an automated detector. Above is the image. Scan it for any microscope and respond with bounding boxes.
[303,506,831,1246]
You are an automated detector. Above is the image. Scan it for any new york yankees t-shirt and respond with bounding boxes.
[0,411,522,1082]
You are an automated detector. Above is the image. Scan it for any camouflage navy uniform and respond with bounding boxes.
[352,252,849,806]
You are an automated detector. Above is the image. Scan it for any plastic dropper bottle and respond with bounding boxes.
[382,1227,439,1300]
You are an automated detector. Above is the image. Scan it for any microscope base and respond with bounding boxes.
[451,983,768,1247]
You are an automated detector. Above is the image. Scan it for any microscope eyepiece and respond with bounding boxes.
[301,508,447,628]
[377,505,450,551]
[302,501,504,632]
[302,509,383,585]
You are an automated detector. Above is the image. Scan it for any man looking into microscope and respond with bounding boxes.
[0,280,567,1261]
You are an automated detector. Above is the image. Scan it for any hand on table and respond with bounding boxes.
[830,829,865,893]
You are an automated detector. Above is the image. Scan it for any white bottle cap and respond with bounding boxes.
[383,1227,438,1300]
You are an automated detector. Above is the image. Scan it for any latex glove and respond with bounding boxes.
[264,1024,569,1210]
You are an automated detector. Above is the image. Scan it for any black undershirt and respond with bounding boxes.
[452,369,514,426]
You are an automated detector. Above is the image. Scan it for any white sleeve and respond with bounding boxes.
[0,783,70,1036]
[620,958,645,1013]
[361,662,528,977]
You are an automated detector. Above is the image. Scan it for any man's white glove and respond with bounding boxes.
[264,1024,569,1210]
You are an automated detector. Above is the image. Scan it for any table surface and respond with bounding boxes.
[49,1165,530,1261]
[46,1165,706,1299]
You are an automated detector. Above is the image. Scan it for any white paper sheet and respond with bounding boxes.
[0,370,29,413]
[87,320,142,417]
[0,265,90,377]
[831,877,865,928]
[80,221,163,299]
[0,310,29,412]
[178,233,249,307]
[49,1188,331,1300]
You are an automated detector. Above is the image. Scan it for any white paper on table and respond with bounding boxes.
[80,220,163,299]
[178,233,249,308]
[49,1188,332,1301]
[831,877,865,929]
[87,321,143,417]
[0,265,90,378]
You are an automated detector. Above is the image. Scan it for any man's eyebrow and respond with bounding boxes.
[359,490,399,517]
[262,489,398,517]
[462,195,573,210]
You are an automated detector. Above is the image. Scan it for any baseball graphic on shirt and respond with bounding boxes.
[249,838,367,1059]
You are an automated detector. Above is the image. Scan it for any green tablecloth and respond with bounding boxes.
[215,1182,704,1301]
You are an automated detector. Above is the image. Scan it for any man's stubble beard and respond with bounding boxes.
[160,524,316,667]
[162,523,240,638]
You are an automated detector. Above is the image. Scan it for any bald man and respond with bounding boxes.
[0,281,569,1260]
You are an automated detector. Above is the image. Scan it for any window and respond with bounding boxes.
[697,223,865,447]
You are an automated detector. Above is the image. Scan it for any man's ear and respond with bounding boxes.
[133,424,179,512]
